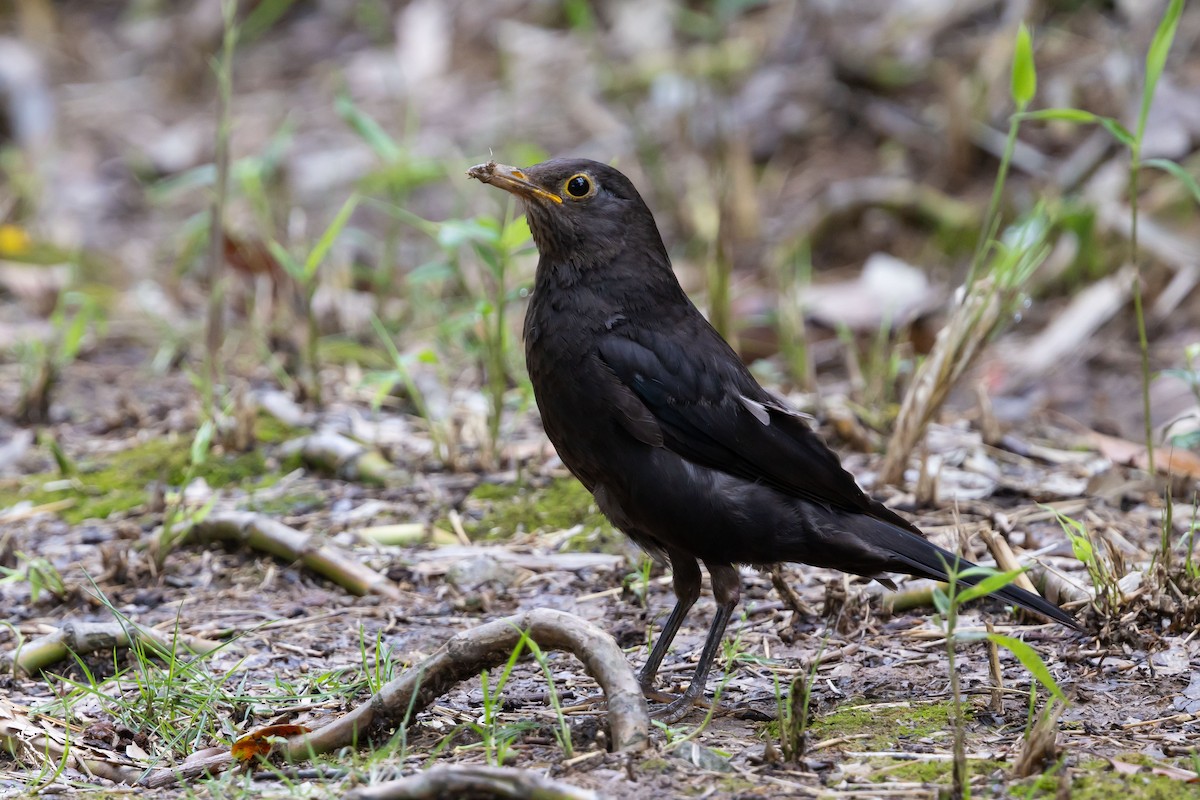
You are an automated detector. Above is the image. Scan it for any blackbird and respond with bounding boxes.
[468,158,1076,722]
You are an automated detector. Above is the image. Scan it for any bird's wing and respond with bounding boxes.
[597,328,921,533]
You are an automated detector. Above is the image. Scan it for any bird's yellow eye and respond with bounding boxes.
[564,174,593,199]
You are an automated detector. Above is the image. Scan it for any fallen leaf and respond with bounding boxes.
[231,724,310,761]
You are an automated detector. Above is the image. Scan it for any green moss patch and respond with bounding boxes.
[0,435,279,524]
[318,336,392,370]
[1012,756,1200,800]
[458,477,621,548]
[254,411,305,444]
[809,700,959,751]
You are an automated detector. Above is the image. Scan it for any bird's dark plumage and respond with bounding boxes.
[468,157,1076,721]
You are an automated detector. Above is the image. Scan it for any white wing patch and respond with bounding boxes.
[738,394,771,425]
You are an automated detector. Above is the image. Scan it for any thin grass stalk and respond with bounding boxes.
[204,0,237,420]
[965,115,1020,290]
[1129,169,1155,477]
[1129,0,1185,474]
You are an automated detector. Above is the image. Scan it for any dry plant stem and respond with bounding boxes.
[284,430,404,484]
[1012,701,1064,778]
[883,585,939,613]
[191,511,403,601]
[1034,565,1090,608]
[768,564,817,618]
[882,275,1004,485]
[985,621,1004,713]
[0,621,222,675]
[980,529,1038,596]
[285,609,650,759]
[140,750,231,789]
[947,615,967,800]
[343,765,598,800]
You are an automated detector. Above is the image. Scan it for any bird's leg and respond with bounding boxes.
[655,563,741,724]
[638,551,701,692]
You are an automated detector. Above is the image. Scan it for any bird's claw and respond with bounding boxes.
[650,693,705,724]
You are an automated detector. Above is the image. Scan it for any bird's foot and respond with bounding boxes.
[639,681,681,706]
[650,692,707,724]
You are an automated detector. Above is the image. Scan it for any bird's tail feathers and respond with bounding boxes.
[853,515,1079,629]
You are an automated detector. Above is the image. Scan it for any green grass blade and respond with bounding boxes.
[335,92,401,162]
[304,193,360,279]
[58,299,94,363]
[1137,0,1185,146]
[1015,109,1135,147]
[1011,23,1036,109]
[239,0,297,42]
[1143,158,1200,206]
[1016,108,1098,124]
[1097,117,1136,148]
[191,420,214,467]
[954,567,1026,606]
[268,239,303,280]
[986,633,1066,702]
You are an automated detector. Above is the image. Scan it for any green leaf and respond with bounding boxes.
[335,92,401,162]
[1067,533,1094,565]
[437,219,499,250]
[1097,117,1136,148]
[191,420,214,467]
[58,300,94,363]
[1056,511,1095,567]
[268,240,304,281]
[562,0,595,31]
[150,164,217,200]
[472,241,502,273]
[499,216,533,253]
[955,567,1026,606]
[1010,23,1036,108]
[1137,0,1185,146]
[932,586,950,615]
[1015,109,1135,147]
[192,495,217,525]
[1016,108,1098,124]
[369,313,402,365]
[987,633,1066,702]
[239,0,298,42]
[406,259,455,286]
[1143,158,1200,207]
[304,193,360,279]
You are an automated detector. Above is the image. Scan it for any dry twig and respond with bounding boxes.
[284,608,650,759]
[343,764,599,800]
[140,609,648,790]
[0,620,222,675]
[191,511,403,600]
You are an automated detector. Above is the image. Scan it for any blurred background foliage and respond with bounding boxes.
[0,0,1198,466]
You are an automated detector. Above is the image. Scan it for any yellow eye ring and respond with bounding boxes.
[564,173,594,199]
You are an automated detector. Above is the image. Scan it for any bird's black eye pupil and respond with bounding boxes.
[567,175,591,197]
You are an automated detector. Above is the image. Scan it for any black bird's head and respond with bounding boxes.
[467,158,669,279]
